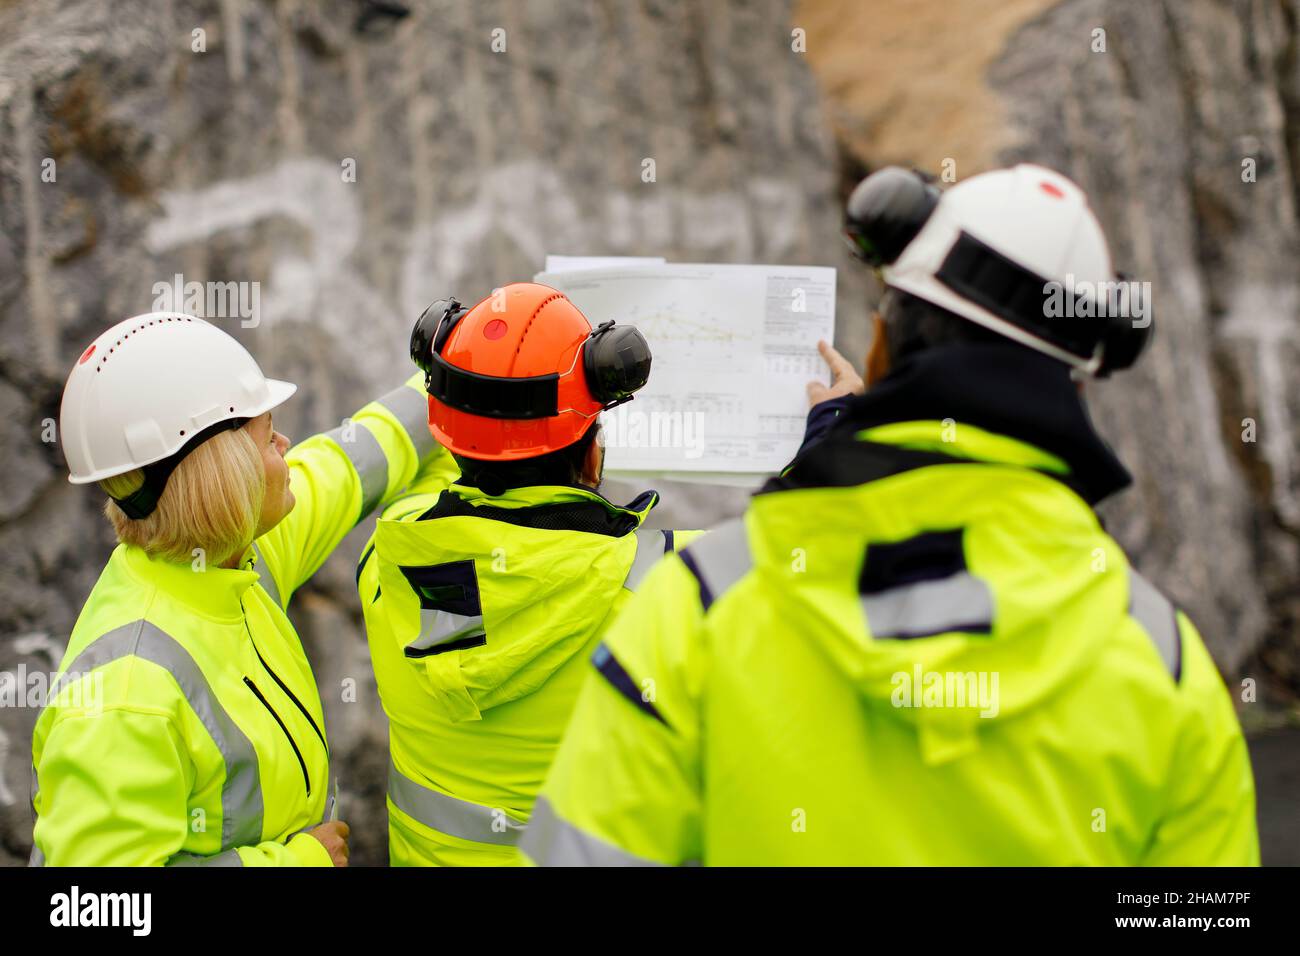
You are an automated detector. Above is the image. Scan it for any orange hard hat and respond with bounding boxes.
[409,282,652,461]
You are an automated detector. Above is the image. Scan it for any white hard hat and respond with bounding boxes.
[60,312,297,487]
[885,165,1112,370]
[844,163,1148,375]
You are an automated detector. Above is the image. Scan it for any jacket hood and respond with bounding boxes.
[371,483,656,721]
[751,344,1135,764]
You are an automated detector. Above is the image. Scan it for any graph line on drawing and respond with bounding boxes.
[618,304,757,345]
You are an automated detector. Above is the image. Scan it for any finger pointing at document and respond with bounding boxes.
[806,339,866,407]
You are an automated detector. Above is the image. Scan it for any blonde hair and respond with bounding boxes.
[99,426,266,566]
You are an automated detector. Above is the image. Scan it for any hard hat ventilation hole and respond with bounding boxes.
[92,317,194,373]
[515,293,566,358]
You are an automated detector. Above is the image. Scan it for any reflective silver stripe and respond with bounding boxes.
[680,518,751,609]
[324,421,389,518]
[623,528,670,592]
[166,848,243,867]
[405,609,486,654]
[50,621,264,850]
[28,766,42,866]
[1128,569,1181,679]
[376,384,436,461]
[251,543,282,609]
[862,572,994,640]
[387,760,524,846]
[521,795,663,867]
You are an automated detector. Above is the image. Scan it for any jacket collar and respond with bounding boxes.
[792,344,1131,505]
[118,542,260,622]
[423,482,660,536]
[448,481,654,514]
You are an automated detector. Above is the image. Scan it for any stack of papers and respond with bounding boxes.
[536,256,836,486]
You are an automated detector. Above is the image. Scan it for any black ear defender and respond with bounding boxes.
[843,167,941,267]
[410,297,469,385]
[1093,272,1153,377]
[583,320,652,409]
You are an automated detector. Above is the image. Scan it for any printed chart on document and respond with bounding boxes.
[535,263,837,482]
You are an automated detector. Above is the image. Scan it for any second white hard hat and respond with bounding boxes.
[883,164,1114,370]
[843,163,1148,376]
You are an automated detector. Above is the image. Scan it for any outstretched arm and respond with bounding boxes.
[254,373,454,608]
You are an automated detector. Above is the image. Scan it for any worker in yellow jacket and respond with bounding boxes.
[31,312,443,866]
[523,165,1259,866]
[358,283,701,865]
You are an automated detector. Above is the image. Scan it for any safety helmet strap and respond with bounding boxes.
[111,416,249,519]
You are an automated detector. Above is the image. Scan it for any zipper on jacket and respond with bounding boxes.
[249,637,329,757]
[240,616,329,758]
[243,677,311,796]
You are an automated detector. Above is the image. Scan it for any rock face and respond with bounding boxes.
[0,0,1295,867]
[0,0,846,866]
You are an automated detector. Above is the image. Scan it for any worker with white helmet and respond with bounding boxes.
[524,164,1259,866]
[30,313,453,866]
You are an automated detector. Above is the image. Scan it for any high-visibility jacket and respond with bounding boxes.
[358,473,701,866]
[523,345,1260,866]
[31,376,441,866]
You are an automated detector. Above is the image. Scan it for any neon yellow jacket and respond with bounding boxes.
[31,376,439,866]
[525,369,1260,866]
[358,473,701,866]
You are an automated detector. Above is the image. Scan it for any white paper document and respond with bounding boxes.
[544,255,667,273]
[533,263,836,478]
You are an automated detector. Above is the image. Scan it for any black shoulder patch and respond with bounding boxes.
[398,559,481,616]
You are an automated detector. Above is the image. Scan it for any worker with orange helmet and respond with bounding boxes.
[356,281,703,865]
